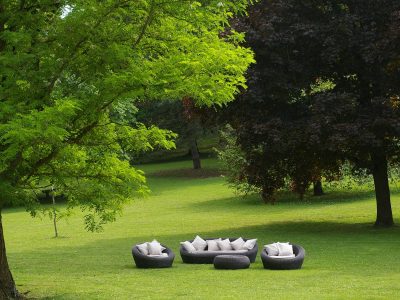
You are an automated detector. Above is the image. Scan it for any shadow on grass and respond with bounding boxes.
[145,175,384,205]
[13,220,400,269]
[145,176,225,195]
[275,189,377,204]
[148,168,222,179]
[186,189,379,214]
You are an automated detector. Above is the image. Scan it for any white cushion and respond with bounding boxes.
[148,253,169,257]
[201,250,247,254]
[276,242,293,256]
[269,254,295,259]
[136,243,149,255]
[181,241,196,253]
[192,235,207,251]
[147,241,163,255]
[217,238,233,251]
[206,239,221,251]
[264,243,279,256]
[242,239,257,250]
[151,239,166,251]
[230,237,246,250]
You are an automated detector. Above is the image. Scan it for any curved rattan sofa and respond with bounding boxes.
[261,244,305,270]
[132,244,175,268]
[180,238,258,264]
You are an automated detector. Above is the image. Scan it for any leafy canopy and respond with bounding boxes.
[0,0,254,230]
[223,0,400,204]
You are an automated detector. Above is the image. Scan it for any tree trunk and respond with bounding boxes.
[190,139,201,169]
[0,212,20,299]
[51,186,58,238]
[261,186,275,204]
[313,180,324,196]
[371,153,394,227]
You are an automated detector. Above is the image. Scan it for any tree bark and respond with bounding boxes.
[190,139,201,169]
[261,186,275,204]
[51,186,58,238]
[313,180,324,196]
[371,153,394,227]
[0,212,20,299]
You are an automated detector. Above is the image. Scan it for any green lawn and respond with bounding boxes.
[4,159,400,299]
[136,157,222,174]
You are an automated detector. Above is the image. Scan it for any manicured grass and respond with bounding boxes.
[4,159,400,299]
[136,157,222,174]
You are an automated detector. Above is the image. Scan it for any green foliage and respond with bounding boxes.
[324,162,400,192]
[224,0,400,209]
[216,125,260,195]
[0,0,254,232]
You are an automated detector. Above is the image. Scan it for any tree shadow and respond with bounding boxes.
[145,176,225,195]
[148,168,222,178]
[11,220,400,273]
[275,189,377,204]
[186,189,378,214]
[145,176,383,204]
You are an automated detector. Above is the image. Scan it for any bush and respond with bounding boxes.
[216,125,260,195]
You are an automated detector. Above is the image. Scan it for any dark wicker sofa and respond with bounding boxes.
[261,244,305,270]
[132,244,175,268]
[180,238,258,264]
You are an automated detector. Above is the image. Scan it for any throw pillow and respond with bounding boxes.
[147,241,163,255]
[276,242,293,256]
[136,243,149,255]
[151,239,166,251]
[180,241,197,253]
[230,237,246,250]
[192,235,207,251]
[264,243,279,256]
[206,239,221,251]
[217,238,233,251]
[242,239,257,250]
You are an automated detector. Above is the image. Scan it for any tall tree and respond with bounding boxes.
[135,98,215,169]
[0,1,253,298]
[226,0,400,225]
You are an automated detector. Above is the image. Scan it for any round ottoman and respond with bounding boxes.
[213,255,250,270]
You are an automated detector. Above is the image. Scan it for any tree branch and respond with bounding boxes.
[132,0,155,49]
